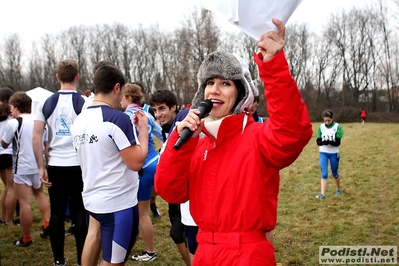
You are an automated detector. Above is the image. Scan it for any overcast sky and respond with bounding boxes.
[0,0,376,44]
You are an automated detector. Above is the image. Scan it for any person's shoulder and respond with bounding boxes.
[104,108,132,127]
[6,118,19,127]
[143,109,155,121]
[124,107,135,115]
[20,114,34,122]
[175,108,189,122]
[3,118,21,136]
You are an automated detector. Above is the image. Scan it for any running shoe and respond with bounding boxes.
[132,251,157,261]
[315,194,326,199]
[14,237,32,247]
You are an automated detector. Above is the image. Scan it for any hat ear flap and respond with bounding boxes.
[231,54,256,114]
[191,84,206,110]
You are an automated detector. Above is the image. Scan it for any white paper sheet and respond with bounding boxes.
[212,0,303,40]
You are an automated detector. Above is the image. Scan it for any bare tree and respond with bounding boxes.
[40,34,58,91]
[220,32,258,81]
[129,25,160,93]
[182,8,220,68]
[285,22,311,90]
[87,24,107,79]
[312,34,343,109]
[171,7,221,104]
[59,26,90,92]
[375,0,398,111]
[3,34,25,91]
[150,25,178,92]
[325,7,377,106]
[101,24,122,69]
[27,42,45,89]
[113,23,133,82]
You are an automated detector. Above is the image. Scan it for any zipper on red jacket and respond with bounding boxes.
[212,230,215,245]
[203,142,217,161]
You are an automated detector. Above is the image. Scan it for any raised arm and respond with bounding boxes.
[255,19,313,169]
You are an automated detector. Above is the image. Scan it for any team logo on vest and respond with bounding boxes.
[55,115,73,136]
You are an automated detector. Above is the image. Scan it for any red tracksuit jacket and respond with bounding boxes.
[155,51,313,265]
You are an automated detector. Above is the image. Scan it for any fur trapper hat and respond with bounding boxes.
[191,50,257,115]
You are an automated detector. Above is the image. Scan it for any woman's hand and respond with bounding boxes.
[177,109,203,138]
[258,18,286,62]
[133,111,149,135]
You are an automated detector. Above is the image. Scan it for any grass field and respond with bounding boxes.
[0,122,398,265]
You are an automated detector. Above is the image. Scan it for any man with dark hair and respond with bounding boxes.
[78,60,120,266]
[149,90,180,140]
[72,64,148,265]
[143,89,191,265]
[33,59,87,266]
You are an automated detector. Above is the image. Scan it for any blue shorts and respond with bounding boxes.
[138,160,157,201]
[184,225,198,255]
[89,205,139,263]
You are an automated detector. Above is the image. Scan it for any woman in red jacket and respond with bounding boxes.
[155,19,312,265]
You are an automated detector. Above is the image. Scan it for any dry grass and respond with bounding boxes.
[0,122,398,265]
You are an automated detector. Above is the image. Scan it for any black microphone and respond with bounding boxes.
[174,99,213,150]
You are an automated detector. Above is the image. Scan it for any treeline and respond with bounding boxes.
[1,1,399,122]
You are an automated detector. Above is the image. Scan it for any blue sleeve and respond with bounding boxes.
[150,116,164,141]
[104,108,136,145]
[124,109,134,120]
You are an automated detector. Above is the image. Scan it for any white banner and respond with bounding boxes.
[209,0,303,40]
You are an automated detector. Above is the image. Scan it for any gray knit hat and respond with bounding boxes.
[191,50,257,115]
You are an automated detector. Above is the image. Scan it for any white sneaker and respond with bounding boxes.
[132,251,157,261]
